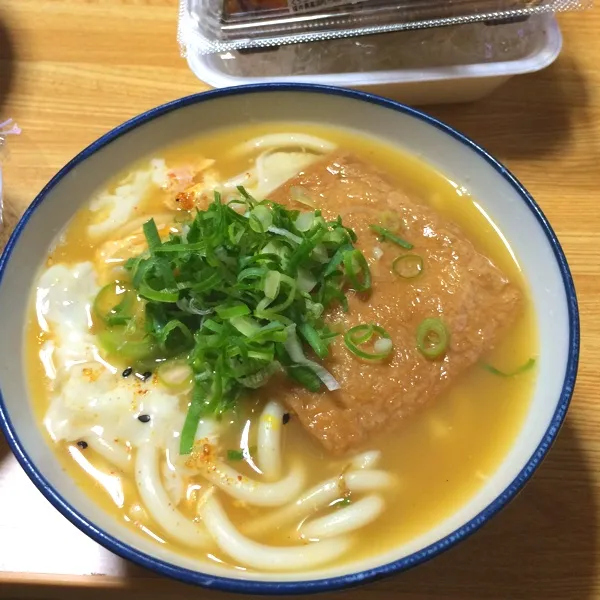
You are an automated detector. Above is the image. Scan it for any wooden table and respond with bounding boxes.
[1,1,599,598]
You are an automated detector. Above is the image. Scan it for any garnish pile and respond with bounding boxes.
[94,188,380,454]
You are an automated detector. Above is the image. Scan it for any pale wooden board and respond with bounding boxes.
[1,1,600,598]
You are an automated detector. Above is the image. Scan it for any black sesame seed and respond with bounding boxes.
[122,367,133,378]
[76,441,88,449]
[138,414,151,423]
[282,413,290,425]
[142,371,152,381]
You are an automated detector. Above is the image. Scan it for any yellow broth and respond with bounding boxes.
[25,122,537,569]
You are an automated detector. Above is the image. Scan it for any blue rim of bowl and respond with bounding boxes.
[0,83,579,595]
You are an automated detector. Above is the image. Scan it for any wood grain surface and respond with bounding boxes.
[0,1,598,599]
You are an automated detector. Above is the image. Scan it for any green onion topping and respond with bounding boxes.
[226,445,257,461]
[344,324,393,360]
[482,358,536,377]
[369,224,414,250]
[392,254,423,279]
[343,249,371,292]
[416,317,449,359]
[227,449,245,461]
[94,282,138,326]
[94,188,370,455]
[156,360,193,391]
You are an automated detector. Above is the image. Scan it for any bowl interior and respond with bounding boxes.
[0,87,577,591]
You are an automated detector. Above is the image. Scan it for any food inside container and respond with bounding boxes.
[209,17,553,76]
[179,0,589,53]
[222,0,369,21]
[221,0,542,25]
[184,15,563,104]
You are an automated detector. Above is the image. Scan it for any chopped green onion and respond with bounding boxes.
[322,229,349,246]
[305,299,324,319]
[137,283,179,303]
[416,317,449,359]
[297,268,318,293]
[284,324,339,391]
[157,360,193,391]
[228,222,245,244]
[143,219,163,254]
[287,365,322,392]
[311,243,329,264]
[179,381,206,455]
[97,329,154,361]
[238,362,282,388]
[249,205,273,233]
[267,226,303,244]
[158,320,193,353]
[180,357,224,455]
[392,254,424,279]
[187,272,221,294]
[265,274,297,313]
[298,322,328,359]
[248,322,287,344]
[320,281,349,313]
[215,303,251,319]
[227,449,245,461]
[93,282,137,326]
[323,243,353,278]
[288,228,327,275]
[227,446,257,461]
[264,270,281,300]
[203,319,224,334]
[153,242,206,253]
[344,324,393,360]
[343,249,371,292]
[295,212,315,232]
[230,315,261,337]
[482,358,536,377]
[95,188,365,454]
[379,210,401,232]
[238,267,267,283]
[369,224,414,250]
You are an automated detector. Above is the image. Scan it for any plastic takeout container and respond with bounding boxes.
[179,0,583,54]
[184,15,562,105]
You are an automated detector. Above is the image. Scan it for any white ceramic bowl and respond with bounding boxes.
[0,85,579,594]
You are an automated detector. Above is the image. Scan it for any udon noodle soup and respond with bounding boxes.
[27,124,536,573]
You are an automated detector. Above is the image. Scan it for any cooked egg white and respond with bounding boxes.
[88,160,169,239]
[36,262,99,369]
[38,262,183,449]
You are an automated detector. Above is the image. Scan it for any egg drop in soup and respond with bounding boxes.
[26,124,537,573]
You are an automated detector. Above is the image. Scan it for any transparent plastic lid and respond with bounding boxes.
[179,0,591,54]
[192,15,559,82]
